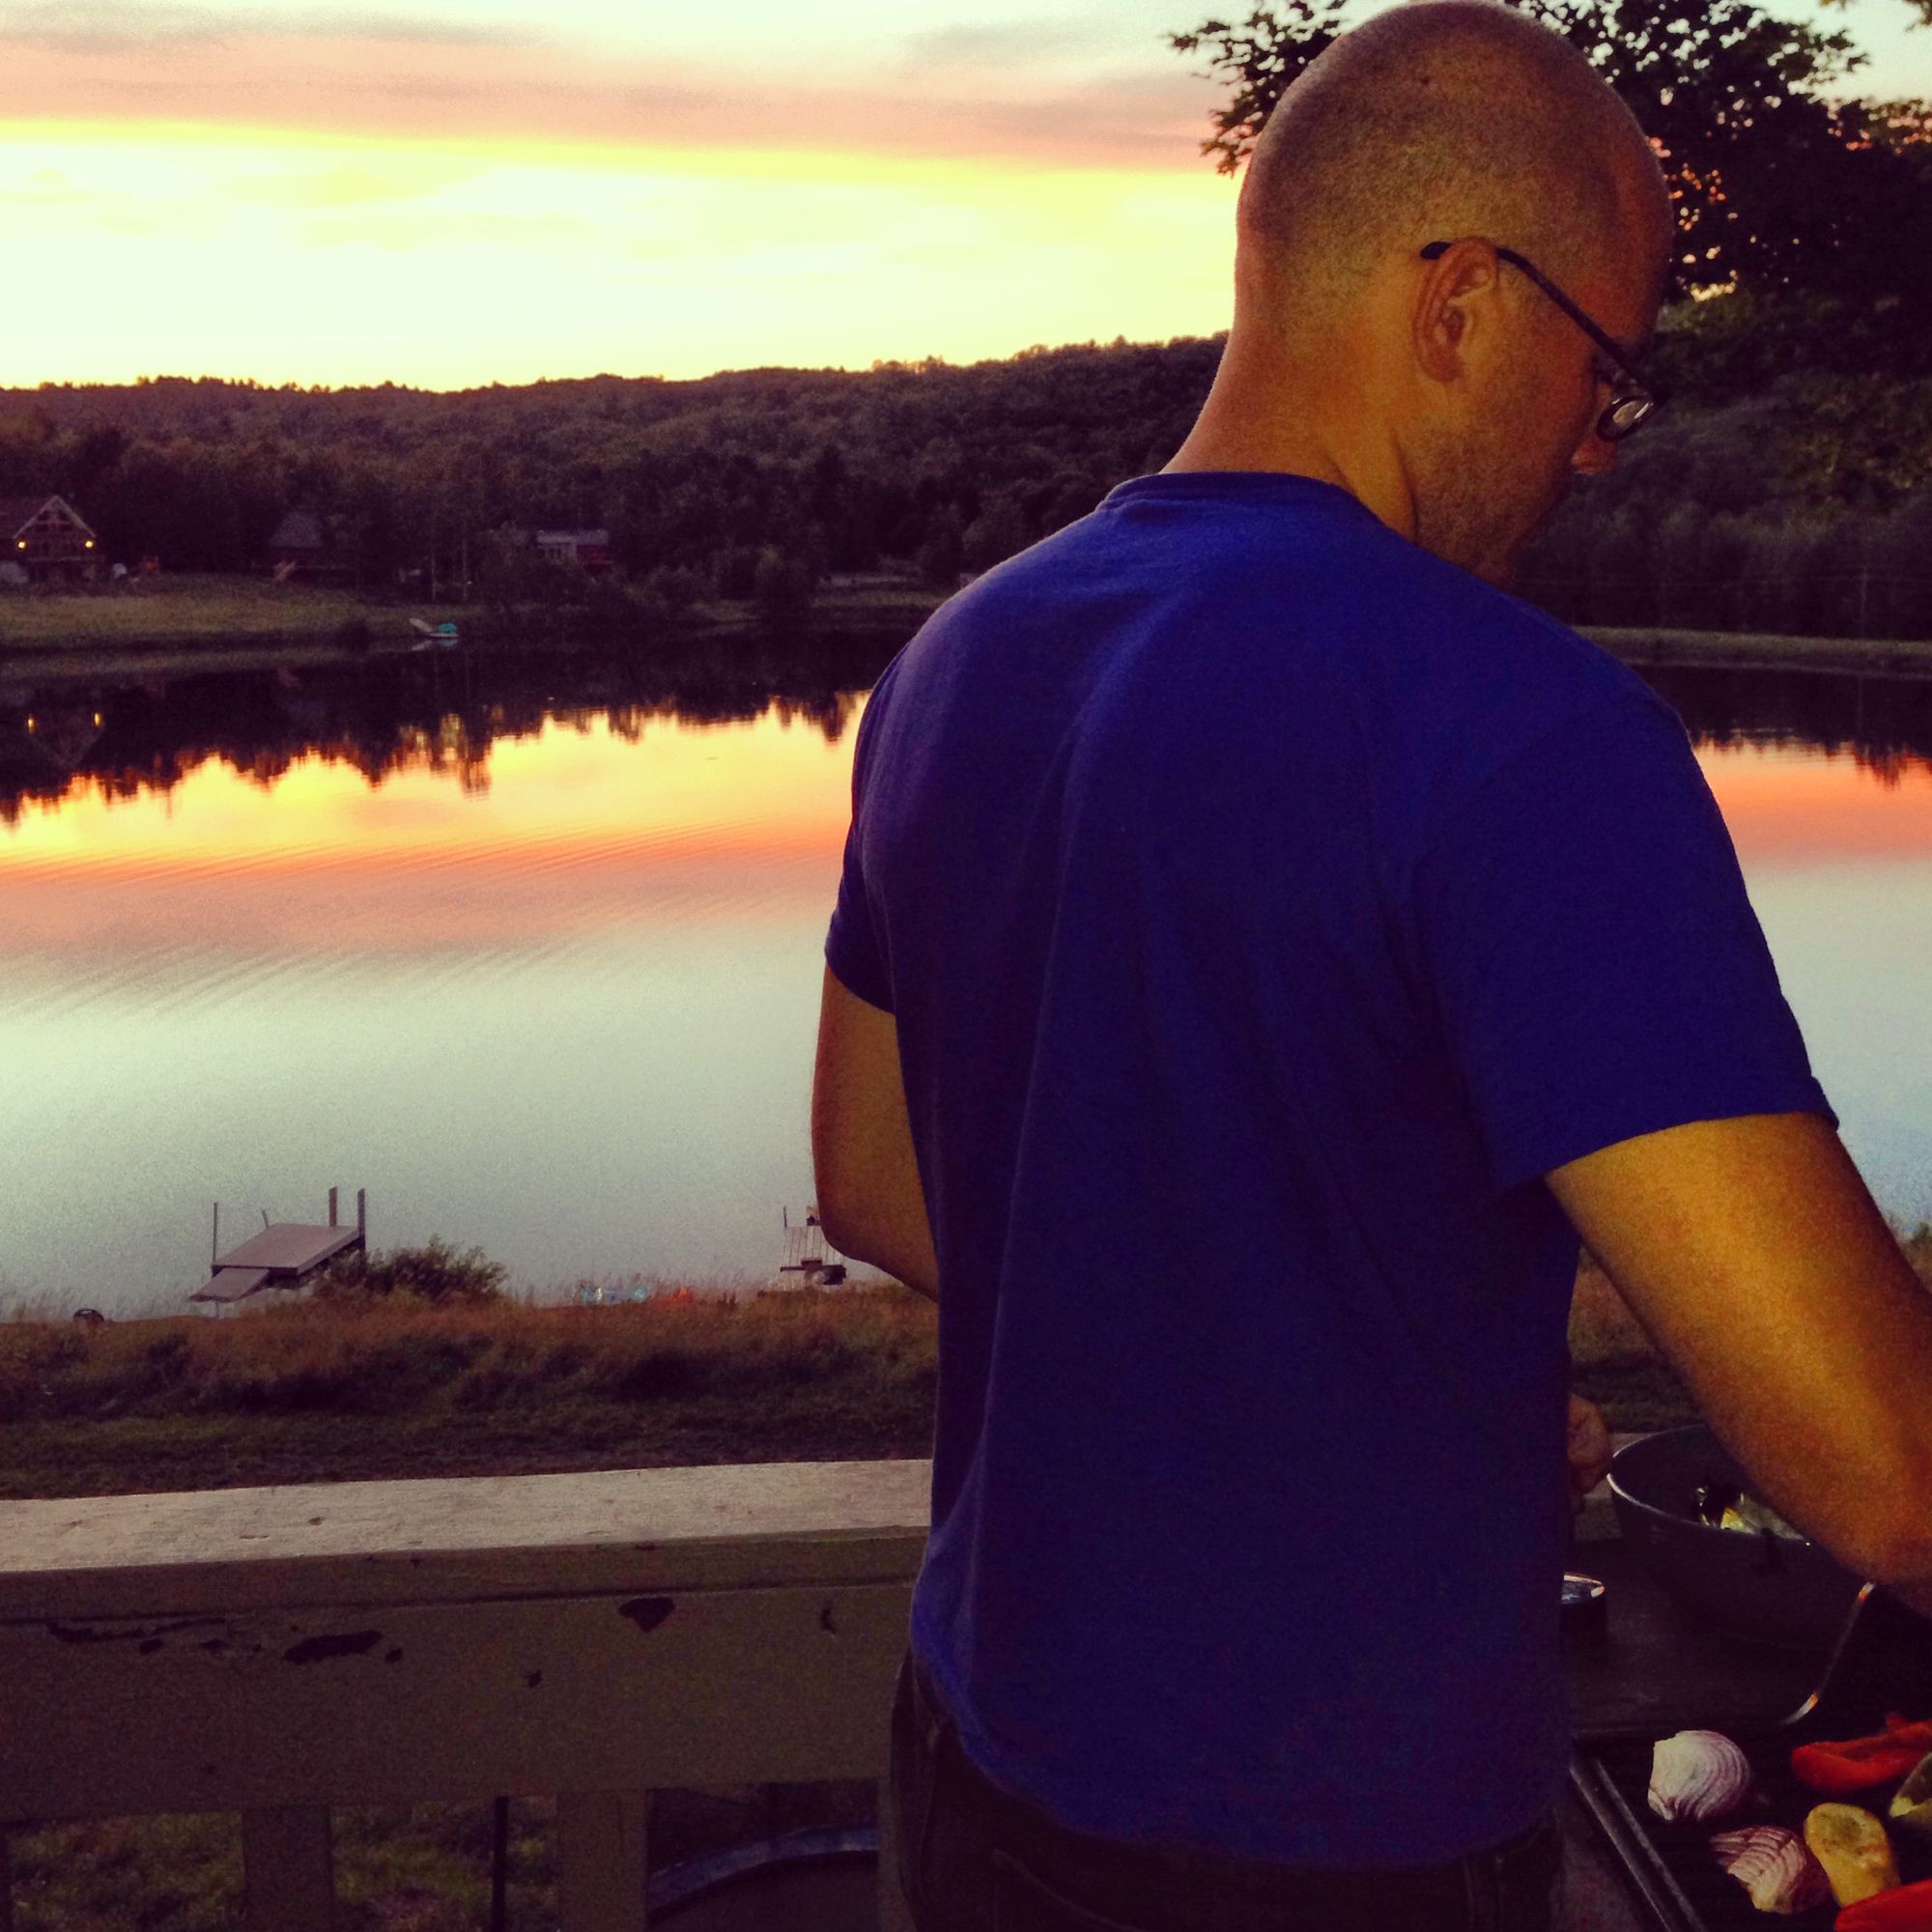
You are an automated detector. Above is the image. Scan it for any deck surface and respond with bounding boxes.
[213,1223,360,1272]
[189,1265,271,1303]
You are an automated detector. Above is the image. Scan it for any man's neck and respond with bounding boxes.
[1161,369,1421,547]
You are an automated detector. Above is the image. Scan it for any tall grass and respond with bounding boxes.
[0,1283,936,1424]
[0,1283,940,1497]
[6,1218,1927,1483]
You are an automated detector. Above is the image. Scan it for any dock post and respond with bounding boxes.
[212,1203,219,1268]
[328,1187,338,1228]
[357,1189,367,1245]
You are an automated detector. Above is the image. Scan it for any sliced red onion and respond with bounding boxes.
[1710,1826,1833,1914]
[1649,1728,1755,1823]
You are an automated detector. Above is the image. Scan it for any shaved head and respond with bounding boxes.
[1167,0,1675,588]
[1236,0,1670,346]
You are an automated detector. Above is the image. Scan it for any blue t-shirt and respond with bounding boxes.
[825,470,1835,1868]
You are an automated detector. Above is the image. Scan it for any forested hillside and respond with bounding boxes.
[2,301,1927,639]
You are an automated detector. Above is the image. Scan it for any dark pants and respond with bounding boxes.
[886,1651,1565,1932]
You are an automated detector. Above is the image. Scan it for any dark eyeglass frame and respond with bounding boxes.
[1419,238,1667,442]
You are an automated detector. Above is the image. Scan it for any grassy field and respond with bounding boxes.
[1580,624,1932,673]
[0,576,932,684]
[0,1282,940,1499]
[3,572,1928,674]
[12,1223,1932,1501]
[0,573,481,648]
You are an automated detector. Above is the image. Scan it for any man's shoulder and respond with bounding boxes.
[1353,544,1678,747]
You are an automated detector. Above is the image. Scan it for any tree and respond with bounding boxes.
[752,544,815,633]
[915,508,966,587]
[1168,0,1932,306]
[963,497,1029,574]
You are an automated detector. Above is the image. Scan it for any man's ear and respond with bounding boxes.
[1411,239,1502,385]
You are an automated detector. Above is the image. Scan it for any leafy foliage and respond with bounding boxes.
[311,1239,508,1306]
[0,342,1219,598]
[1168,0,1932,314]
[0,332,1927,648]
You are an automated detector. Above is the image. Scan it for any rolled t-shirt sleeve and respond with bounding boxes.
[826,822,893,1011]
[823,674,895,1013]
[1413,692,1837,1199]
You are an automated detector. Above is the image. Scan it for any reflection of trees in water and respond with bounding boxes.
[0,634,894,824]
[4,645,1925,826]
[1638,663,1932,790]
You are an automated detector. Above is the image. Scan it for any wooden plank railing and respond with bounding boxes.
[0,1460,931,1931]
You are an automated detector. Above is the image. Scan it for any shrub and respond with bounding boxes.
[611,1350,702,1401]
[311,1239,507,1306]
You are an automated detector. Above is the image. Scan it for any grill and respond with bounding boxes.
[1573,1586,1932,1930]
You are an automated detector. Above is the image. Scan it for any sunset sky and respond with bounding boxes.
[4,0,1926,392]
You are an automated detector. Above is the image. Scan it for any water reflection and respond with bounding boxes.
[0,640,1926,1317]
[0,633,887,827]
[1640,661,1932,790]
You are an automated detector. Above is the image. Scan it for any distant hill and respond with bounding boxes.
[0,329,1926,640]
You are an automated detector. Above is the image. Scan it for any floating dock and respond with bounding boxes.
[776,1206,846,1288]
[190,1188,366,1308]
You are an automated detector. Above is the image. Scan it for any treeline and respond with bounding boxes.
[1522,394,1932,640]
[0,338,1216,599]
[1,297,1928,638]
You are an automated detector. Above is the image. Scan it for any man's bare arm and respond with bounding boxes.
[1546,1111,1932,1617]
[810,966,939,1301]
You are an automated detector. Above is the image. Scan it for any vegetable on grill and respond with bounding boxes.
[1651,1729,1756,1824]
[1889,1753,1932,1836]
[1804,1804,1901,1909]
[1834,1876,1932,1930]
[1709,1825,1831,1914]
[1794,1719,1932,1795]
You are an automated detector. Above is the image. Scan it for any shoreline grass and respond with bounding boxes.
[0,1283,939,1499]
[0,572,925,671]
[1,573,1926,678]
[1579,624,1932,676]
[0,573,483,648]
[5,1218,1927,1502]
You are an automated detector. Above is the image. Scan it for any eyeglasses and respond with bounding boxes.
[1419,239,1667,442]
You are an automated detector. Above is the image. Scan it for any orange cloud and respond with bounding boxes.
[0,26,1213,170]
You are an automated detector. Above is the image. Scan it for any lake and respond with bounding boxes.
[2,641,1928,1319]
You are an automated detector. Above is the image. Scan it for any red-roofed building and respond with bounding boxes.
[0,495,101,585]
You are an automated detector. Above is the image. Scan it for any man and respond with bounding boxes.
[812,3,1932,1926]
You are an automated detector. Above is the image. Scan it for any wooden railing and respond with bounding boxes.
[0,1460,931,1931]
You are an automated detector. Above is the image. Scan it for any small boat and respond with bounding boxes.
[409,618,461,649]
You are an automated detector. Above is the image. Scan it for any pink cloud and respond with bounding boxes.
[0,24,1216,170]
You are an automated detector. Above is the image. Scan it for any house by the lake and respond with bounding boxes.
[533,526,613,575]
[0,495,100,586]
[267,506,338,581]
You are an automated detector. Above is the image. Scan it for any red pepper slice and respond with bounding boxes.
[1837,1877,1932,1931]
[1793,1715,1932,1794]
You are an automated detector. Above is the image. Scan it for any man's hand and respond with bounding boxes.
[1547,1111,1932,1591]
[1567,1394,1612,1513]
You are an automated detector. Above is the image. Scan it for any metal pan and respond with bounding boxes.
[1606,1424,1865,1651]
